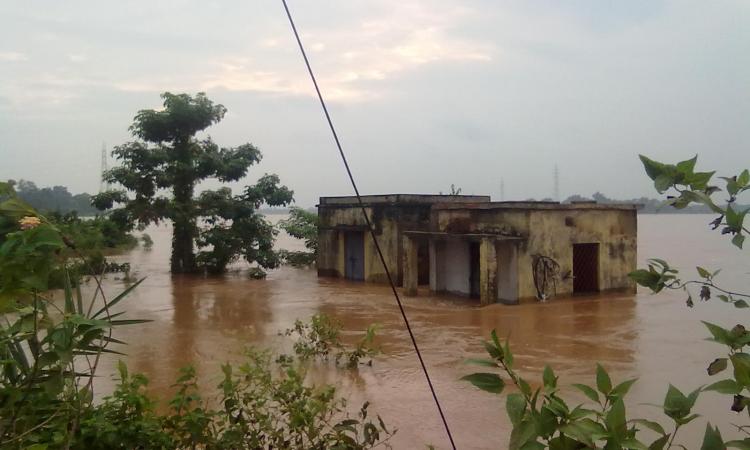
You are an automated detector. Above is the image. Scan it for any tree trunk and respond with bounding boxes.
[170,139,197,273]
[171,214,196,273]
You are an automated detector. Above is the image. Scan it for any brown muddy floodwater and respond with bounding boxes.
[89,214,749,449]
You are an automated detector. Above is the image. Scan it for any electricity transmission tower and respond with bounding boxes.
[100,142,109,193]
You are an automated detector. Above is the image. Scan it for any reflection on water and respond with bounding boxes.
[89,214,749,449]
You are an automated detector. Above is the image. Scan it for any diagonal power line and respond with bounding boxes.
[279,1,458,448]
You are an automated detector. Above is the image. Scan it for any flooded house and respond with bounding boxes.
[316,194,638,305]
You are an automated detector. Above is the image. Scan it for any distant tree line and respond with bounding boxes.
[529,191,746,214]
[6,180,99,215]
[8,177,738,216]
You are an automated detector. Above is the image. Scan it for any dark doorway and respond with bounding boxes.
[573,243,599,293]
[417,241,430,285]
[469,241,481,298]
[344,232,365,281]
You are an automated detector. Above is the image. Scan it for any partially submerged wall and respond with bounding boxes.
[319,197,637,305]
[433,204,637,302]
[317,200,437,283]
[443,240,471,295]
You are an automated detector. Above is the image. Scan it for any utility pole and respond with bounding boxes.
[554,164,560,202]
[100,142,108,193]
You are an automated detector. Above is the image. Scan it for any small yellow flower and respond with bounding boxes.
[19,216,41,230]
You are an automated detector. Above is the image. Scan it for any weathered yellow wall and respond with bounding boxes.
[317,207,374,277]
[316,229,340,277]
[520,209,637,299]
[434,207,637,301]
[319,201,637,302]
[316,206,401,283]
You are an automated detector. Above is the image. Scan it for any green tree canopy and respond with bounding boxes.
[93,92,293,274]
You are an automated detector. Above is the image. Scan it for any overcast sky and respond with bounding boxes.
[1,0,748,207]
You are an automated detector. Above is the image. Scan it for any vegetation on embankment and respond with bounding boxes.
[8,179,101,216]
[1,183,136,293]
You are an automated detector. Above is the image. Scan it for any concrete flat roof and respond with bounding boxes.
[318,194,639,211]
[432,201,639,211]
[318,194,491,206]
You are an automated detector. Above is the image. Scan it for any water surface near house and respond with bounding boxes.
[92,214,748,449]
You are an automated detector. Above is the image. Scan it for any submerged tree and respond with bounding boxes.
[279,207,319,267]
[93,92,293,274]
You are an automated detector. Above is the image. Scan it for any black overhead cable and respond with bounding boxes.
[280,1,457,448]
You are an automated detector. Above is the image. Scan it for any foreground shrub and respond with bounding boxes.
[1,188,392,449]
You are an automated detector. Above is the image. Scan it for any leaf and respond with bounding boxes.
[461,373,505,394]
[738,169,750,187]
[611,378,638,399]
[606,398,627,440]
[700,423,724,450]
[640,155,668,181]
[703,321,732,346]
[509,419,538,450]
[491,329,502,351]
[519,442,545,450]
[91,277,146,319]
[538,405,558,437]
[559,421,599,447]
[689,171,716,191]
[503,339,514,369]
[735,300,750,309]
[676,155,698,174]
[24,445,48,450]
[542,365,557,389]
[628,269,662,290]
[705,379,742,395]
[731,353,750,387]
[572,383,600,403]
[596,363,612,395]
[622,438,650,450]
[464,358,499,367]
[569,405,597,420]
[707,358,728,376]
[732,234,745,249]
[506,393,526,426]
[483,341,503,360]
[726,439,750,450]
[649,434,670,450]
[697,266,712,280]
[108,319,152,326]
[631,419,666,436]
[663,384,699,420]
[654,174,674,193]
[726,205,749,233]
[518,378,532,398]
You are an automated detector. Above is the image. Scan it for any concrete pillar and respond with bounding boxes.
[336,231,345,277]
[429,239,445,292]
[403,236,419,296]
[479,238,498,305]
